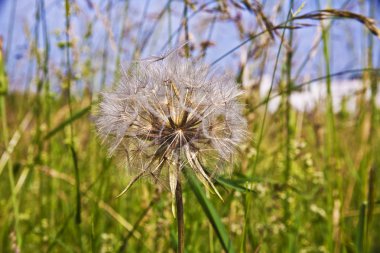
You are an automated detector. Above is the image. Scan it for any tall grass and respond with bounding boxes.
[0,0,379,252]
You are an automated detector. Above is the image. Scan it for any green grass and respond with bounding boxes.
[1,1,380,252]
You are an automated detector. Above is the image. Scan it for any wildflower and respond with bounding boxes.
[95,51,246,201]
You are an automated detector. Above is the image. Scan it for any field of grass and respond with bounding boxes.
[0,0,380,252]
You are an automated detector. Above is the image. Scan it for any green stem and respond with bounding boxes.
[64,0,82,249]
[284,0,294,250]
[284,0,294,213]
[251,10,291,175]
[318,0,336,251]
[5,0,17,61]
[183,1,190,58]
[357,202,367,253]
[113,1,129,84]
[0,43,22,251]
[176,180,185,253]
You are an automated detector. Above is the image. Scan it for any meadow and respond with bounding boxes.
[0,0,380,252]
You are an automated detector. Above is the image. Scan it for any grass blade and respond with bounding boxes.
[357,202,367,253]
[44,105,91,140]
[186,169,235,253]
[214,176,255,193]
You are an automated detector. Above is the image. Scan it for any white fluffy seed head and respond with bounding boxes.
[95,52,247,198]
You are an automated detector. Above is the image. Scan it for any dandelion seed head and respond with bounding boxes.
[95,52,247,197]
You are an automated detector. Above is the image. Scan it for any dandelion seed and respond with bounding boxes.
[94,50,247,201]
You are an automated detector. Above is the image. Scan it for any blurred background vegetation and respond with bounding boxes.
[0,0,380,252]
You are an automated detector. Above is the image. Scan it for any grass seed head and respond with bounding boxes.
[95,52,247,198]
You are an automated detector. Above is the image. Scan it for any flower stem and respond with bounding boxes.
[175,180,184,253]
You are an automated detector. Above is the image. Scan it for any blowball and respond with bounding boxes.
[95,52,246,199]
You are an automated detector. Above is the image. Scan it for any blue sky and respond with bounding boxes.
[0,0,379,92]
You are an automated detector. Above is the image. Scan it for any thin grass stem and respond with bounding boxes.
[0,42,22,251]
[176,180,185,253]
